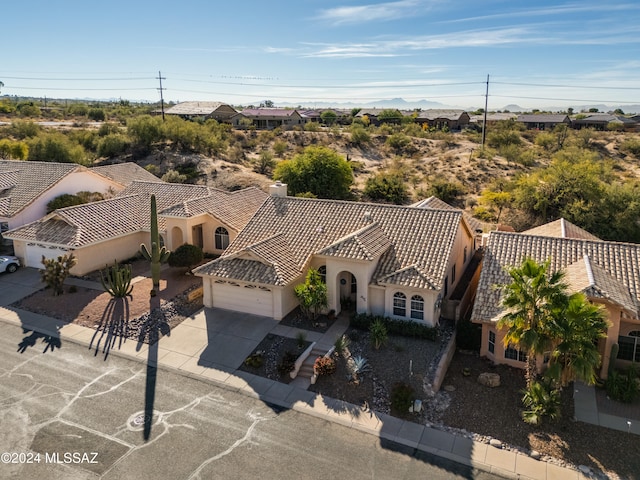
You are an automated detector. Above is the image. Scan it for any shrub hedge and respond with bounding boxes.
[350,312,437,341]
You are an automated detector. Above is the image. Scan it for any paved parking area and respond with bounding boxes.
[0,267,43,306]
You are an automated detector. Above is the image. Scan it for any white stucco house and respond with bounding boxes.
[471,218,640,379]
[5,180,267,275]
[194,183,478,325]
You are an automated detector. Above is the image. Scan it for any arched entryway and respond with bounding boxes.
[336,270,357,312]
[171,226,184,248]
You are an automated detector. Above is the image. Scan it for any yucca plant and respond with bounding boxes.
[100,261,133,298]
[369,318,388,350]
[334,334,351,356]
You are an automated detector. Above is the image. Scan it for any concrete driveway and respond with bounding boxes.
[0,266,43,306]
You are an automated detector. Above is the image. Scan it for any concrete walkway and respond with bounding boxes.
[574,381,640,435]
[0,269,592,480]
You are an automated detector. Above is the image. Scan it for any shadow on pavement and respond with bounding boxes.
[136,294,170,441]
[90,297,131,360]
[18,325,62,353]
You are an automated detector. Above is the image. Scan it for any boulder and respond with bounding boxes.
[477,372,501,388]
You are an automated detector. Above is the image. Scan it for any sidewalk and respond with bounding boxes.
[0,303,591,480]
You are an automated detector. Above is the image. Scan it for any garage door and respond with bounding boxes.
[211,281,273,317]
[25,243,69,268]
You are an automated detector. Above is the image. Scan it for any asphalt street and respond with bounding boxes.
[0,322,502,480]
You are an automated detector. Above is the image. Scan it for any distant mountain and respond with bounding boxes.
[278,97,456,110]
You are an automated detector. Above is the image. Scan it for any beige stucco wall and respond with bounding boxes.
[163,215,237,255]
[71,232,149,276]
[6,170,122,230]
[444,220,475,298]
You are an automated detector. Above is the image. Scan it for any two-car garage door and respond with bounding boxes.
[211,280,274,317]
[24,243,70,269]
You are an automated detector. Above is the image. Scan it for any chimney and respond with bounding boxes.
[270,181,288,197]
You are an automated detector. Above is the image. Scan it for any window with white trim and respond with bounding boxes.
[505,345,526,362]
[618,332,640,362]
[410,295,424,320]
[393,292,406,316]
[488,330,495,354]
[318,266,327,284]
[215,227,229,250]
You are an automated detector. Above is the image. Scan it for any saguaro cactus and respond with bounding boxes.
[100,261,133,298]
[140,194,170,296]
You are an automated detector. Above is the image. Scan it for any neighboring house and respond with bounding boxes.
[414,110,471,131]
[90,162,163,186]
[516,114,571,130]
[5,181,268,275]
[469,112,518,128]
[471,218,640,379]
[572,114,638,132]
[194,183,477,323]
[354,109,387,126]
[230,109,305,129]
[0,160,130,235]
[162,101,238,122]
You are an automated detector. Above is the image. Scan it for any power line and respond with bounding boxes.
[493,81,640,91]
[1,76,153,81]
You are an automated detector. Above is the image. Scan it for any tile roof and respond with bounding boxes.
[412,196,483,233]
[6,182,266,249]
[236,109,300,118]
[564,255,637,314]
[516,114,570,123]
[91,163,163,185]
[5,195,150,247]
[159,187,268,231]
[414,109,468,121]
[164,101,235,116]
[471,230,640,324]
[523,218,601,241]
[0,160,80,217]
[195,196,463,289]
[317,222,391,261]
[115,181,211,210]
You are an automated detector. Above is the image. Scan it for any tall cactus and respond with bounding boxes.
[100,261,133,298]
[140,194,170,296]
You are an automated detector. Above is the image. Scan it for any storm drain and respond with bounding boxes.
[127,410,161,431]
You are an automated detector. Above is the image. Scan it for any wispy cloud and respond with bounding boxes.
[300,27,530,58]
[316,0,435,26]
[443,2,640,24]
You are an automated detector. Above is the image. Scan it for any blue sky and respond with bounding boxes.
[3,0,640,110]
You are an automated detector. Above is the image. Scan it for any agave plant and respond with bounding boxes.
[349,355,370,383]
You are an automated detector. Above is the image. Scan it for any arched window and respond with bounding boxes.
[393,292,406,316]
[410,295,424,320]
[318,266,327,284]
[215,227,229,250]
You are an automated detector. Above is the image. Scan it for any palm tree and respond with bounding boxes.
[546,292,609,388]
[498,257,568,389]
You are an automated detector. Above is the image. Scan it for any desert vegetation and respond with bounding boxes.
[2,98,640,242]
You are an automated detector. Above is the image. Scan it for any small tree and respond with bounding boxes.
[41,254,76,296]
[167,243,204,274]
[294,268,327,320]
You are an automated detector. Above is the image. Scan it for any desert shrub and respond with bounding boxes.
[97,123,122,136]
[425,177,465,205]
[605,366,639,403]
[386,133,411,154]
[621,138,640,157]
[46,194,84,213]
[350,125,371,146]
[487,130,522,148]
[40,254,76,296]
[0,139,29,159]
[364,171,408,204]
[161,169,187,183]
[167,243,203,273]
[273,139,288,156]
[314,356,336,376]
[17,102,41,117]
[27,132,88,165]
[244,351,264,368]
[127,115,163,154]
[9,120,42,139]
[350,313,437,340]
[304,122,321,132]
[369,318,388,350]
[277,351,298,376]
[88,108,106,121]
[253,150,276,175]
[97,133,130,158]
[390,382,415,415]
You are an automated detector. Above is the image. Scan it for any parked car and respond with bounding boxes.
[0,255,20,273]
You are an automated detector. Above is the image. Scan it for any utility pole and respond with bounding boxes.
[481,74,489,150]
[157,71,166,121]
